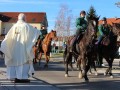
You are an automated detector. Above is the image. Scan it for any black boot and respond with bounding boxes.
[71,36,77,51]
[15,78,30,83]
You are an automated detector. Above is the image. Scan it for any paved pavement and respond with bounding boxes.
[0,57,60,90]
[33,57,120,90]
[0,56,120,90]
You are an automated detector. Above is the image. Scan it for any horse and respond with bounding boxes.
[64,15,99,82]
[86,37,98,75]
[97,23,120,78]
[33,30,57,68]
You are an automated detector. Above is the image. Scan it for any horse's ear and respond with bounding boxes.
[98,16,100,20]
[51,30,56,32]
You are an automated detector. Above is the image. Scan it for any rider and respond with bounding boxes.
[40,25,48,41]
[95,17,110,45]
[72,10,87,47]
[35,25,48,48]
[96,17,111,67]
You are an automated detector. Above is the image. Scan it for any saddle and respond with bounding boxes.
[69,34,83,53]
[101,36,110,46]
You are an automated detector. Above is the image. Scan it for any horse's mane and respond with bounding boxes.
[81,20,96,46]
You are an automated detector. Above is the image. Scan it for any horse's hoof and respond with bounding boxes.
[78,73,83,79]
[32,73,34,76]
[110,75,114,78]
[77,68,79,70]
[95,72,98,76]
[85,79,89,82]
[65,74,69,77]
[89,72,92,75]
[104,72,107,76]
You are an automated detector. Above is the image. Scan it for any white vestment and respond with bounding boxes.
[0,19,40,79]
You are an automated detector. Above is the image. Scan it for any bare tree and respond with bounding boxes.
[54,4,73,41]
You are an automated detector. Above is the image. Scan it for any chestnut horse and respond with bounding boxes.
[33,30,57,67]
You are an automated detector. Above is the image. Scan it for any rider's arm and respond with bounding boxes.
[76,18,87,30]
[76,18,83,30]
[82,21,87,30]
[98,25,104,36]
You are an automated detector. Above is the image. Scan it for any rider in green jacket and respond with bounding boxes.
[36,25,48,47]
[95,17,110,44]
[40,25,48,40]
[72,10,87,46]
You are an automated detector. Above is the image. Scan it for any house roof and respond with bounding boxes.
[99,18,120,25]
[0,12,47,23]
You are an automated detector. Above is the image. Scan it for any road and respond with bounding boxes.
[0,56,120,90]
[34,57,120,90]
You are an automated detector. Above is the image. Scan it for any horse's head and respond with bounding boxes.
[87,15,100,36]
[112,23,120,36]
[49,30,58,41]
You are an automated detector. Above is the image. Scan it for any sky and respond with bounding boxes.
[0,0,120,32]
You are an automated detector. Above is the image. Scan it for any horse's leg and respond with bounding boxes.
[65,52,71,77]
[83,56,92,82]
[89,57,93,74]
[77,58,81,70]
[38,52,42,66]
[69,54,73,71]
[98,55,103,67]
[89,66,92,74]
[98,45,103,67]
[108,58,114,78]
[33,46,38,64]
[104,57,110,76]
[93,60,98,75]
[44,52,49,68]
[63,51,66,65]
[77,56,82,79]
[78,54,89,81]
[63,46,67,64]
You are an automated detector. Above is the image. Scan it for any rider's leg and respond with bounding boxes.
[95,35,103,44]
[72,29,81,47]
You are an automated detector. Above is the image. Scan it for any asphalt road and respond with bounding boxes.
[0,56,120,90]
[34,57,120,90]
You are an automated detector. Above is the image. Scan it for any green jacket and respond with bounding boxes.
[98,24,110,36]
[40,29,48,40]
[76,17,87,32]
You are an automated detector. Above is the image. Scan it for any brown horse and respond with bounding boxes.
[97,23,120,78]
[64,15,99,82]
[33,30,57,67]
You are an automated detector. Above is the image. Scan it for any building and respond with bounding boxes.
[99,18,120,25]
[0,12,48,37]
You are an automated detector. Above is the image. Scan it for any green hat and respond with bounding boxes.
[102,17,107,21]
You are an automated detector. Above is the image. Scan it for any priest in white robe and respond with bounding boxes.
[0,13,40,83]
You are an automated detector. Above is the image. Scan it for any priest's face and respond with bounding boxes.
[42,26,45,29]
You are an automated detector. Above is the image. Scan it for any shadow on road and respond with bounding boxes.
[53,80,120,90]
